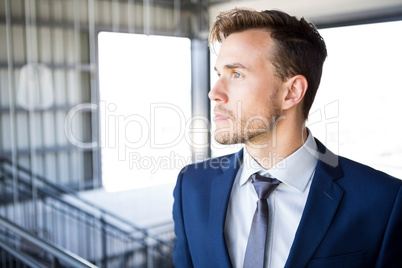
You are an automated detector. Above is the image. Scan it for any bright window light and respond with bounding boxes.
[98,32,192,192]
[311,20,402,178]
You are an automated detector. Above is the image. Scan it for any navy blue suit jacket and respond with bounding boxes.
[173,139,402,267]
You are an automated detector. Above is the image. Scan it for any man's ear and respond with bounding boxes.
[282,75,308,111]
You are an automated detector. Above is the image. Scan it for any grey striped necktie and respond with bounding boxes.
[243,173,281,268]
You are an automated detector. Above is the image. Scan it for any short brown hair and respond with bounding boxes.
[209,8,327,119]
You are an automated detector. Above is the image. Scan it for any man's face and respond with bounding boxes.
[209,29,283,145]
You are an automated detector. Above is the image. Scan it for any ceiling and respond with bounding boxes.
[209,0,402,26]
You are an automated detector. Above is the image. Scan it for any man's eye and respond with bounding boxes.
[233,72,243,79]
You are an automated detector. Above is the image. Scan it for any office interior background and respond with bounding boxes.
[0,0,401,267]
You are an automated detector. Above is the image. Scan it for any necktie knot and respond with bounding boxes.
[251,173,281,200]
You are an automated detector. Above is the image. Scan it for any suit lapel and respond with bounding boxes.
[285,140,344,268]
[208,149,243,267]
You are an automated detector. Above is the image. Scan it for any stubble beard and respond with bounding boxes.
[214,113,281,145]
[213,100,281,145]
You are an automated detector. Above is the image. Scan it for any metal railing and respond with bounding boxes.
[0,214,97,268]
[0,157,175,267]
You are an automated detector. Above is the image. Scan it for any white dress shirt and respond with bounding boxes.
[224,131,319,268]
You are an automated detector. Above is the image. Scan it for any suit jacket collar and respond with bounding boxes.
[284,139,344,267]
[208,149,243,267]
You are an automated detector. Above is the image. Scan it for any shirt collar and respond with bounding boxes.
[239,130,318,192]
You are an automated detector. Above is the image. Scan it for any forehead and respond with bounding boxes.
[215,29,274,69]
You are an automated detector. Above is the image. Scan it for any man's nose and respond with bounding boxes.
[208,78,228,103]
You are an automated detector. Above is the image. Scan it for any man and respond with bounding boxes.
[173,8,402,268]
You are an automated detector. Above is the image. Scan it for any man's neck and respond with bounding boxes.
[245,126,308,170]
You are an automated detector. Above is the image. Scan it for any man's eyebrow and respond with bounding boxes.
[214,63,249,72]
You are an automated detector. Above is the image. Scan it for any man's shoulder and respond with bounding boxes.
[337,155,401,187]
[175,151,242,192]
[314,138,400,187]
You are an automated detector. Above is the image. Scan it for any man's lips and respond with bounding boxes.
[213,112,230,121]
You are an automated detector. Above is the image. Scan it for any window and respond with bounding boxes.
[311,20,402,178]
[98,32,192,191]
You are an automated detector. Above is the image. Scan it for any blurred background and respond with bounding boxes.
[0,0,401,267]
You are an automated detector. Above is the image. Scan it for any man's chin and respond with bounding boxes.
[213,133,243,145]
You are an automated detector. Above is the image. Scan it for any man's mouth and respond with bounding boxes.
[213,111,230,122]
